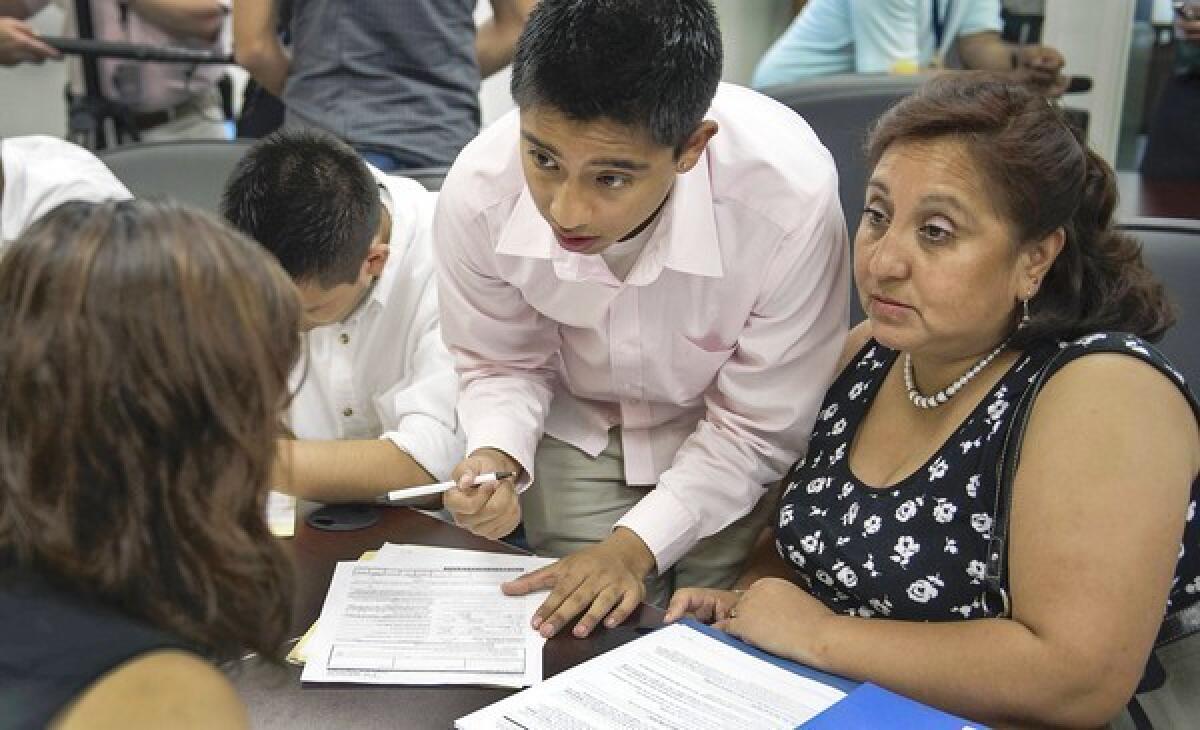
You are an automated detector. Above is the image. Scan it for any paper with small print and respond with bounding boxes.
[455,622,846,729]
[301,543,554,688]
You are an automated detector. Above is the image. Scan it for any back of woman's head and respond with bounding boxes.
[0,200,301,663]
[866,72,1174,346]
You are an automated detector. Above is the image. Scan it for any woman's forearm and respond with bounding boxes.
[803,613,1141,728]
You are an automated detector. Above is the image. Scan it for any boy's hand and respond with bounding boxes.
[502,528,656,638]
[445,448,523,539]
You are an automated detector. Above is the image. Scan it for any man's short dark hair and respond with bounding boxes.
[220,129,381,288]
[510,0,723,151]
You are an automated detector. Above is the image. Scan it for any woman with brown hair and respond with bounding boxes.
[668,73,1200,727]
[0,200,302,728]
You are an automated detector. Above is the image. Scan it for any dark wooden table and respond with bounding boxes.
[231,506,662,730]
[1117,172,1200,221]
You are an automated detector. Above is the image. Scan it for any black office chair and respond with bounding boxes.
[763,74,929,239]
[99,139,255,214]
[1119,216,1200,388]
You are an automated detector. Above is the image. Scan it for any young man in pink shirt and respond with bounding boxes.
[435,0,849,639]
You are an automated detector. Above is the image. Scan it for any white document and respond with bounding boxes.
[456,622,846,730]
[301,544,554,688]
[266,490,296,538]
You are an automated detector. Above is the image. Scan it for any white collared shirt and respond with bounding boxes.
[288,169,463,481]
[1,136,131,244]
[435,83,850,571]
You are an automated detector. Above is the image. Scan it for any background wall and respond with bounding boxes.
[1,3,68,138]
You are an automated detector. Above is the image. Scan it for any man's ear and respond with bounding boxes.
[675,120,719,174]
[362,241,389,278]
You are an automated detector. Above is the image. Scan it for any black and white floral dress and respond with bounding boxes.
[776,332,1200,622]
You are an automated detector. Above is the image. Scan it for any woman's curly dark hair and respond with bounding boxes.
[866,72,1174,346]
[0,200,301,663]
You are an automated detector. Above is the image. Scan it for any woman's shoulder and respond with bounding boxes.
[835,320,877,372]
[1029,333,1199,466]
[1046,332,1188,390]
[1034,332,1194,418]
[54,650,248,730]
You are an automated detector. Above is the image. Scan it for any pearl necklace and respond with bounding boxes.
[903,340,1009,409]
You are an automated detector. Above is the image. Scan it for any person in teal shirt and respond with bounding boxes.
[752,0,1065,96]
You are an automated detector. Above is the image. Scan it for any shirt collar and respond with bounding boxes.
[494,150,723,284]
[365,166,423,312]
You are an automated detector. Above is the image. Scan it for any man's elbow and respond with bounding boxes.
[234,40,275,78]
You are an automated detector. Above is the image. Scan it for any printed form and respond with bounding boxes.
[301,544,554,688]
[456,622,846,729]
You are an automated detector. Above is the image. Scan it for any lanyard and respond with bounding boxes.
[931,0,949,51]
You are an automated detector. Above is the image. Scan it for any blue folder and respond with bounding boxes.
[679,619,985,729]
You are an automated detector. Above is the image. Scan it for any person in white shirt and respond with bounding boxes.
[1,135,130,244]
[436,0,848,639]
[221,129,463,502]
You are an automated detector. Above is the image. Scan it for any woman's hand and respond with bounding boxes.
[663,587,741,624]
[718,577,836,668]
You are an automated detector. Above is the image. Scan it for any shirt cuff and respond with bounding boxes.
[614,488,700,575]
[464,416,538,493]
[380,414,464,482]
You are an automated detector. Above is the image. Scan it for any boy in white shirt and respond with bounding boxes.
[221,130,463,501]
[436,0,848,639]
[1,135,130,244]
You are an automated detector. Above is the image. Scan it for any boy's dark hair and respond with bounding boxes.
[221,129,381,288]
[510,0,723,151]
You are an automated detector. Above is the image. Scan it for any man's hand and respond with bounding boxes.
[0,17,58,66]
[503,527,656,638]
[445,448,523,539]
[1015,44,1068,97]
[1178,7,1200,44]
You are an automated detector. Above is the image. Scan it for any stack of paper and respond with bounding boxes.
[299,543,555,688]
[456,620,847,729]
[458,619,985,729]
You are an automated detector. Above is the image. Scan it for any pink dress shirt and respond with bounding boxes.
[435,83,850,572]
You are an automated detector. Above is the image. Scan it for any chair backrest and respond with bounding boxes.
[404,166,450,192]
[1118,217,1200,388]
[762,73,927,242]
[99,140,256,215]
[763,74,927,325]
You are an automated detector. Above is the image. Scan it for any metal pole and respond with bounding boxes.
[69,0,108,149]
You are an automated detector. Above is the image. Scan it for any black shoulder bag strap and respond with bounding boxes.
[982,345,1200,730]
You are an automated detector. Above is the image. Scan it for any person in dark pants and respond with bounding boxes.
[234,0,536,171]
[1142,3,1200,180]
[236,0,290,138]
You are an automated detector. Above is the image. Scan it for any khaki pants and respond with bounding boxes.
[521,431,777,607]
